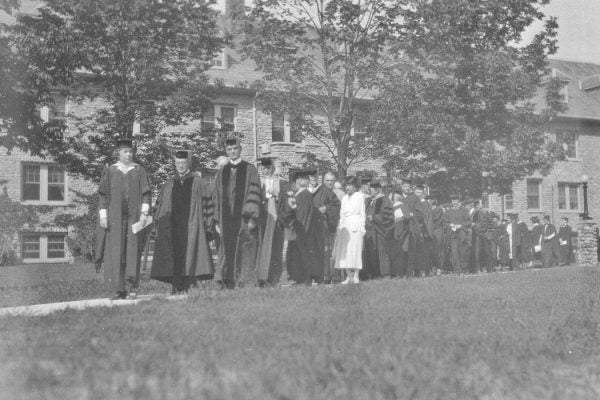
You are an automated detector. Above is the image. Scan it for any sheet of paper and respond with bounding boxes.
[132,215,153,234]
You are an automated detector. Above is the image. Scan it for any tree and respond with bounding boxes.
[0,184,39,265]
[241,0,402,178]
[4,0,226,182]
[370,0,564,197]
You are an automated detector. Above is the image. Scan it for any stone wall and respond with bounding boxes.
[576,220,598,266]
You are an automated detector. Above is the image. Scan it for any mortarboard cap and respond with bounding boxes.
[116,137,133,149]
[400,177,413,184]
[292,168,317,181]
[224,136,240,147]
[345,176,360,187]
[258,157,273,167]
[174,150,190,159]
[369,180,382,189]
[449,194,460,200]
[531,216,540,223]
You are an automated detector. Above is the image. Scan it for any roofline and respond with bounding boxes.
[555,113,600,122]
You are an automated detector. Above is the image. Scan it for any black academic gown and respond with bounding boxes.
[287,188,321,284]
[364,194,394,278]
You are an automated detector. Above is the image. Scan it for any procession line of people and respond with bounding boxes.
[96,137,574,299]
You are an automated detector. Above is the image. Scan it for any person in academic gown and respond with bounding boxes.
[151,150,215,293]
[286,169,321,285]
[444,195,471,273]
[541,215,557,268]
[558,217,572,266]
[389,188,411,277]
[97,138,151,299]
[256,157,292,286]
[506,213,522,270]
[530,216,543,266]
[363,180,394,278]
[310,171,341,283]
[517,215,532,267]
[213,137,263,289]
[428,194,445,273]
[409,184,434,276]
[332,176,366,284]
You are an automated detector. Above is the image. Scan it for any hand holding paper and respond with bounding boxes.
[132,215,153,234]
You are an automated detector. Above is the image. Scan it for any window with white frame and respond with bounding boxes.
[202,105,236,133]
[504,192,513,210]
[557,131,578,159]
[271,112,301,143]
[209,50,227,69]
[22,164,67,203]
[526,179,542,210]
[351,113,368,138]
[40,95,67,123]
[21,233,68,262]
[558,182,580,211]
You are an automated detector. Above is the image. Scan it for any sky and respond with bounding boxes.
[3,0,600,65]
[522,0,600,64]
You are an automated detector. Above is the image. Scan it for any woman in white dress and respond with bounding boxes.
[332,176,366,284]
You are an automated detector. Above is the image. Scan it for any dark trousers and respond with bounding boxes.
[541,242,555,268]
[559,245,571,265]
[450,229,469,272]
[389,241,407,277]
[431,228,444,270]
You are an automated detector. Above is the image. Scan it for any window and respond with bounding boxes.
[558,183,580,211]
[40,95,67,122]
[209,50,227,69]
[271,112,301,143]
[22,234,40,259]
[47,234,66,259]
[21,164,67,203]
[202,105,236,133]
[271,113,285,142]
[527,179,541,209]
[504,192,513,210]
[21,233,67,262]
[351,113,368,137]
[557,131,578,159]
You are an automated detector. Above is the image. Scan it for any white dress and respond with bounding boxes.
[332,191,366,270]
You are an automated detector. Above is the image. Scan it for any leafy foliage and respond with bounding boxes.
[242,0,402,177]
[371,0,564,195]
[4,0,226,184]
[0,185,39,265]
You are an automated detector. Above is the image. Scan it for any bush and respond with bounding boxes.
[54,191,98,262]
[0,188,39,266]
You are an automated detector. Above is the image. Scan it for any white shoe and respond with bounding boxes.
[352,276,359,284]
[341,277,350,285]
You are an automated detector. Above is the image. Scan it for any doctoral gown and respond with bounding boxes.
[213,160,262,288]
[312,185,341,281]
[364,194,394,278]
[256,177,292,285]
[151,172,215,284]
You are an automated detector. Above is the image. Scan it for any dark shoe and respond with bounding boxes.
[111,291,127,300]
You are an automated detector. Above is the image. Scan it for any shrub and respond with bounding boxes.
[0,188,39,266]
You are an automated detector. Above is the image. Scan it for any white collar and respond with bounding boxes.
[230,158,242,165]
[296,187,307,195]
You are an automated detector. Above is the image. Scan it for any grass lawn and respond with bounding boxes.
[1,266,600,399]
[0,263,171,307]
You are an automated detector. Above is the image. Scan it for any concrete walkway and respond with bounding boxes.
[0,293,187,318]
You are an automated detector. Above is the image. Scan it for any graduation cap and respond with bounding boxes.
[399,177,413,184]
[174,149,190,159]
[369,179,382,189]
[224,136,240,147]
[116,137,133,149]
[531,216,540,223]
[414,183,425,190]
[258,157,273,167]
[507,212,519,219]
[360,177,372,185]
[291,168,317,181]
[449,194,460,200]
[345,176,360,187]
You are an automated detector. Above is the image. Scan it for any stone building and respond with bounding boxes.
[487,59,600,231]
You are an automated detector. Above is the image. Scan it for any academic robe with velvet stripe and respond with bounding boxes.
[312,185,341,281]
[214,160,262,288]
[151,172,214,283]
[363,194,394,278]
[256,178,291,285]
[97,164,151,292]
[287,189,321,284]
[558,225,572,264]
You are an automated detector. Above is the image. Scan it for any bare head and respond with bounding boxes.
[323,172,336,189]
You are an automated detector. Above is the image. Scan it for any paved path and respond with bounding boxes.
[0,294,187,318]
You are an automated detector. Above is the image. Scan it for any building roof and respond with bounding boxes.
[535,59,600,121]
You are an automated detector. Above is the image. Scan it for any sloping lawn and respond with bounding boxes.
[1,266,600,399]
